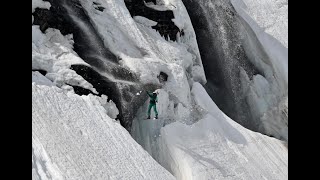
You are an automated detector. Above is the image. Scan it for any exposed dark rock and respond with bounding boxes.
[124,0,180,41]
[92,2,105,12]
[158,72,168,83]
[33,7,73,35]
[145,0,157,4]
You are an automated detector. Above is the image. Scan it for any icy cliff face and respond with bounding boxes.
[180,0,288,140]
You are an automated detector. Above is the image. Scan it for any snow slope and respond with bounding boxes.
[32,82,175,180]
[156,82,288,179]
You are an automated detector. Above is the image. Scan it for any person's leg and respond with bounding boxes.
[153,104,158,118]
[147,104,152,119]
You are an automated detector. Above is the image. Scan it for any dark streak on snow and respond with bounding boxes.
[181,0,262,131]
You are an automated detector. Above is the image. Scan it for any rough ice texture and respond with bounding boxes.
[155,83,288,179]
[32,83,175,180]
[231,0,288,140]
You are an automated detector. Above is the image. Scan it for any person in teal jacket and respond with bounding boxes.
[146,90,159,119]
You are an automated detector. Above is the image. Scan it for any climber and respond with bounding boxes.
[146,90,159,119]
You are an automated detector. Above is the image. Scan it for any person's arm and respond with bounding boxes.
[146,91,152,97]
[156,96,158,103]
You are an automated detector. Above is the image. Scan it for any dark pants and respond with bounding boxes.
[147,104,158,117]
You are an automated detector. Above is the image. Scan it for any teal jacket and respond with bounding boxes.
[147,91,158,105]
